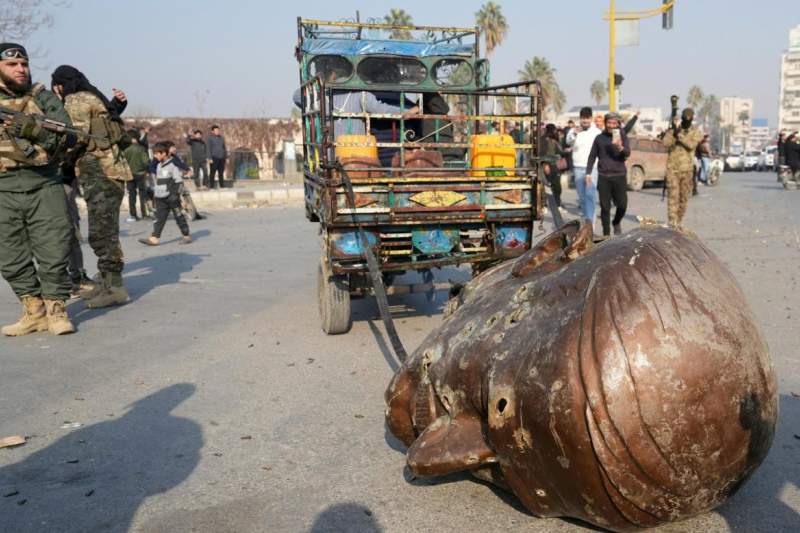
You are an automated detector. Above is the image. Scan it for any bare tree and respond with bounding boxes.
[0,0,66,41]
[194,89,210,117]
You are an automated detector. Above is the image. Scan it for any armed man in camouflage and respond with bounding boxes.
[662,108,704,229]
[51,65,132,308]
[0,43,75,335]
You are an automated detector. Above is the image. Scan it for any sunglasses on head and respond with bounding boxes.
[1,48,28,60]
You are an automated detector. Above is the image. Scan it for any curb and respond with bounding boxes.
[76,185,305,214]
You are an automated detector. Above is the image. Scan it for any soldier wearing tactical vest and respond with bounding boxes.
[0,43,76,336]
[51,65,133,308]
[662,108,704,229]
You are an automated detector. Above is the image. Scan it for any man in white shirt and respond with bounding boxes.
[566,106,601,230]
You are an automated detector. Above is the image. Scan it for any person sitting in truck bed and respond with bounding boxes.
[292,68,419,140]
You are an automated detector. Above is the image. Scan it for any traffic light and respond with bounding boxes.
[614,73,624,87]
[662,0,674,30]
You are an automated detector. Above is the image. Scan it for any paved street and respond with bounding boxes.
[1,171,799,533]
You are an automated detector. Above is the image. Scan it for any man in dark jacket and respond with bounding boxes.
[785,133,800,184]
[186,129,208,189]
[207,125,227,189]
[123,131,150,220]
[586,113,631,238]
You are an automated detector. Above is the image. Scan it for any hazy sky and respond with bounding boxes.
[24,0,798,124]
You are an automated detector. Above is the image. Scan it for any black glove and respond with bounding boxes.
[7,113,42,141]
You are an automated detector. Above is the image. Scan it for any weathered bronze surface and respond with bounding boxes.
[385,221,777,531]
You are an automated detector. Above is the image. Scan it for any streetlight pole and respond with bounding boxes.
[604,1,675,114]
[609,0,616,112]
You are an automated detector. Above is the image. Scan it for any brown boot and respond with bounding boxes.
[44,299,75,335]
[85,272,129,309]
[79,272,103,300]
[2,295,48,336]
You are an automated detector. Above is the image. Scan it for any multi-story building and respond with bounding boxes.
[748,119,772,151]
[719,97,754,152]
[779,25,800,133]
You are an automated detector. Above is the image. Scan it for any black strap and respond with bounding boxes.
[336,163,408,363]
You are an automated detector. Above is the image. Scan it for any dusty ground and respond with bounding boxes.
[0,171,798,532]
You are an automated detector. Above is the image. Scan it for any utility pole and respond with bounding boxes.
[609,0,616,112]
[605,1,675,113]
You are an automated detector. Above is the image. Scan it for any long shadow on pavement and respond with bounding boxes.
[0,383,202,533]
[70,251,209,325]
[310,502,383,532]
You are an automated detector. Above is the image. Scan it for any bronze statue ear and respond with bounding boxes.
[407,413,497,476]
[385,370,417,447]
[512,220,592,278]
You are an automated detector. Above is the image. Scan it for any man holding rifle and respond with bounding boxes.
[0,43,77,336]
[662,106,703,229]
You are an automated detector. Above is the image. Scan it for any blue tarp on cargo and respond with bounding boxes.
[301,38,473,58]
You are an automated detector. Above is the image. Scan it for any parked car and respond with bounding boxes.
[625,136,667,190]
[743,151,760,171]
[763,145,777,170]
[724,153,743,171]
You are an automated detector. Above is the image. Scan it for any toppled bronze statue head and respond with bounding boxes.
[386,221,777,531]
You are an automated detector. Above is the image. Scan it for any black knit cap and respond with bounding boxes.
[0,43,29,61]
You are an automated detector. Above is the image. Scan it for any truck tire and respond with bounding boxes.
[317,260,352,335]
[628,166,645,191]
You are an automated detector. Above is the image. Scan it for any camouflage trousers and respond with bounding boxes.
[667,170,694,227]
[80,174,125,274]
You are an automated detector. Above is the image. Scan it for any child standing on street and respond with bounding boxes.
[138,142,192,246]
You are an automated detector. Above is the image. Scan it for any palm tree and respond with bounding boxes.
[590,80,606,106]
[518,57,565,116]
[687,85,704,109]
[698,94,718,130]
[737,109,751,151]
[737,110,750,125]
[383,9,413,40]
[475,2,508,56]
[698,94,720,146]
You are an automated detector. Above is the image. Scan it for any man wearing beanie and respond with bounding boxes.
[0,43,76,335]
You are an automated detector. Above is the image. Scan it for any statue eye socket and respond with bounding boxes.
[497,398,508,414]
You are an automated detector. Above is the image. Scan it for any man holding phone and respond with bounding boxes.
[586,112,631,238]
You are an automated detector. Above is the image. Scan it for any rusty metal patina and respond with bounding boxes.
[385,221,777,531]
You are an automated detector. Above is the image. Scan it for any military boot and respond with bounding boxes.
[85,272,129,309]
[79,272,103,300]
[44,299,75,335]
[2,295,49,336]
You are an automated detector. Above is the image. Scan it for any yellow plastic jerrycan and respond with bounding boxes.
[470,134,516,177]
[335,134,379,161]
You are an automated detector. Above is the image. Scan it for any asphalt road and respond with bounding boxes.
[1,171,799,533]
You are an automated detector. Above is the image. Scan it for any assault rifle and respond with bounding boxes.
[0,105,101,144]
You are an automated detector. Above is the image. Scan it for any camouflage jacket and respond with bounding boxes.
[662,126,703,173]
[64,91,132,181]
[0,80,72,192]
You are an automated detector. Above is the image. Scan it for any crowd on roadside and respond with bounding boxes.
[120,124,228,223]
[512,103,716,238]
